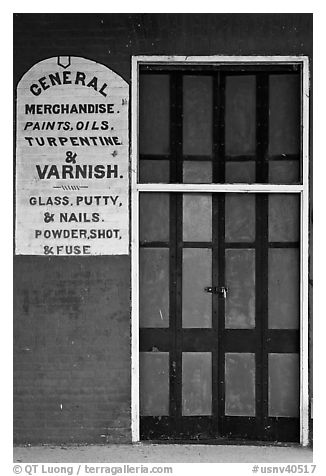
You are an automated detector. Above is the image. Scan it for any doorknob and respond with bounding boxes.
[204,286,228,298]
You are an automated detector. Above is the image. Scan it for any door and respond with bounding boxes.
[136,62,303,442]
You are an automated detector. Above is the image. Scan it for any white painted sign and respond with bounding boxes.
[15,56,129,255]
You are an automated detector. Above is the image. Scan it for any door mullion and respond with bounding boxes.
[256,72,270,438]
[168,71,180,425]
[213,72,227,436]
[213,71,225,184]
[255,194,269,439]
[169,193,177,420]
[211,194,219,434]
[217,194,226,436]
[169,72,184,433]
[175,194,183,431]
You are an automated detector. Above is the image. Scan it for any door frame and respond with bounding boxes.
[130,55,310,445]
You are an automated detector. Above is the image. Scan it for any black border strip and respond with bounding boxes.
[139,329,299,353]
[140,241,300,249]
[140,65,300,73]
[139,153,300,162]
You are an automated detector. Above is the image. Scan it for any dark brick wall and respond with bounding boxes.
[14,13,312,82]
[14,256,131,444]
[13,13,313,444]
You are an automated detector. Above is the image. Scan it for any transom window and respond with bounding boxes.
[138,64,302,185]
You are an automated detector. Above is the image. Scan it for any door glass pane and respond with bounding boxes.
[183,161,212,183]
[268,74,300,156]
[225,75,256,157]
[182,248,212,328]
[139,74,170,155]
[183,194,212,242]
[183,75,213,156]
[225,249,255,329]
[140,352,169,416]
[269,161,300,184]
[225,194,255,242]
[268,353,299,417]
[268,249,299,329]
[139,193,170,242]
[139,160,170,183]
[269,194,300,242]
[140,248,169,328]
[182,352,212,416]
[225,161,256,183]
[225,353,256,416]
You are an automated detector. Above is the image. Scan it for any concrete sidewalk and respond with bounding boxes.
[14,444,313,463]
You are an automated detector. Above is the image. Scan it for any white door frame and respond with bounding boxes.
[130,55,310,445]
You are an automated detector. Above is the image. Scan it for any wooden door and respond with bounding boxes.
[137,64,302,442]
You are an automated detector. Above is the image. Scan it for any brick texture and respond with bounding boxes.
[13,256,131,444]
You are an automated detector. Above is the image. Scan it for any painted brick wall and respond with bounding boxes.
[13,13,313,444]
[14,256,131,444]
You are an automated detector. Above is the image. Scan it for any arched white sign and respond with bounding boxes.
[15,56,129,255]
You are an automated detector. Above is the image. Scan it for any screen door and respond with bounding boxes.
[136,62,304,442]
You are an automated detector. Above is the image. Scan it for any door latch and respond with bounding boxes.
[204,286,228,298]
[171,360,176,376]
